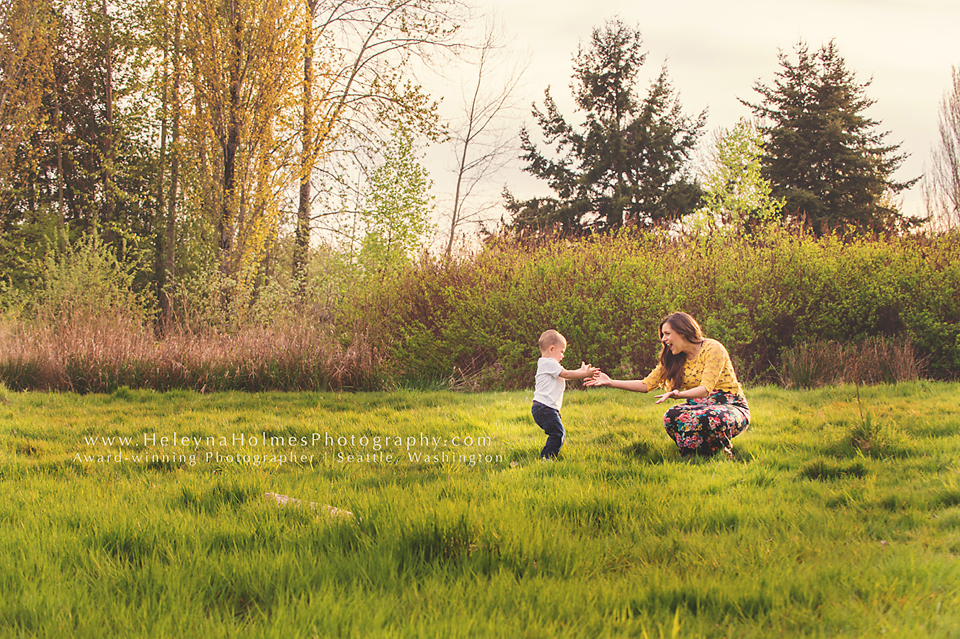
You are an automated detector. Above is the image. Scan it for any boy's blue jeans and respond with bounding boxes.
[532,401,565,459]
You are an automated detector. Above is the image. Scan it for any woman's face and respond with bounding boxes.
[660,322,692,355]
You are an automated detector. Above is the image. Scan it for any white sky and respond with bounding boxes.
[423,0,960,235]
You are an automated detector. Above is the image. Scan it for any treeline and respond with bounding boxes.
[3,6,960,393]
[1,225,957,392]
[4,7,952,309]
[0,0,458,317]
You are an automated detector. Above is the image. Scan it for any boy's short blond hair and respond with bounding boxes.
[538,329,566,352]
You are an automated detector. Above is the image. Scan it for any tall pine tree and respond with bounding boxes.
[744,40,917,234]
[504,19,705,236]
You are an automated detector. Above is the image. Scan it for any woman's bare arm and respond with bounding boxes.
[585,371,649,393]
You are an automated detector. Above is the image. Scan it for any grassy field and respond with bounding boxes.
[1,381,959,638]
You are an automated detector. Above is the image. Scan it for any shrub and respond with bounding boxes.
[361,227,959,388]
[33,229,152,326]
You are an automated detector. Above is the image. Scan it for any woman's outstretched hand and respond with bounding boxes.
[584,371,611,387]
[654,389,679,404]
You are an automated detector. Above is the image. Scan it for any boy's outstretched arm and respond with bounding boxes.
[559,362,599,380]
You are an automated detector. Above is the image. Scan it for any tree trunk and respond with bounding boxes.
[156,17,169,326]
[220,0,243,273]
[159,0,182,332]
[101,0,115,241]
[53,77,65,223]
[294,0,319,295]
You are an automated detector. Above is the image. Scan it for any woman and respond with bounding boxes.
[586,312,750,459]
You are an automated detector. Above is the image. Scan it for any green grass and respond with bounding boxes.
[1,381,959,638]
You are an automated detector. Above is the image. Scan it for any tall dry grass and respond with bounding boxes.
[778,337,926,389]
[0,228,382,392]
[0,312,380,393]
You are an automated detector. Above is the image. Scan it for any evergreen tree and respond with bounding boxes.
[505,19,705,236]
[744,40,917,234]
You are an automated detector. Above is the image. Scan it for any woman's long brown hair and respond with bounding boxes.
[658,312,705,391]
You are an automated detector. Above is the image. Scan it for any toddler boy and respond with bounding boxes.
[532,330,598,459]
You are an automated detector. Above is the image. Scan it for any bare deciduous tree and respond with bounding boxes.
[440,17,527,257]
[924,65,960,230]
[293,0,462,282]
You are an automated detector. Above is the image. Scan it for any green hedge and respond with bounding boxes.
[362,227,960,388]
[3,226,958,392]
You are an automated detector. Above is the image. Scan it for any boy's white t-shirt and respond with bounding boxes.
[533,357,566,410]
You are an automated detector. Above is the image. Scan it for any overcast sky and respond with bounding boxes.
[424,0,960,233]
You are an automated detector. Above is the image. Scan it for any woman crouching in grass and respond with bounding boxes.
[585,312,750,459]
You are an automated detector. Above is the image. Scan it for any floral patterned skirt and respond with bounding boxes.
[662,390,750,457]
